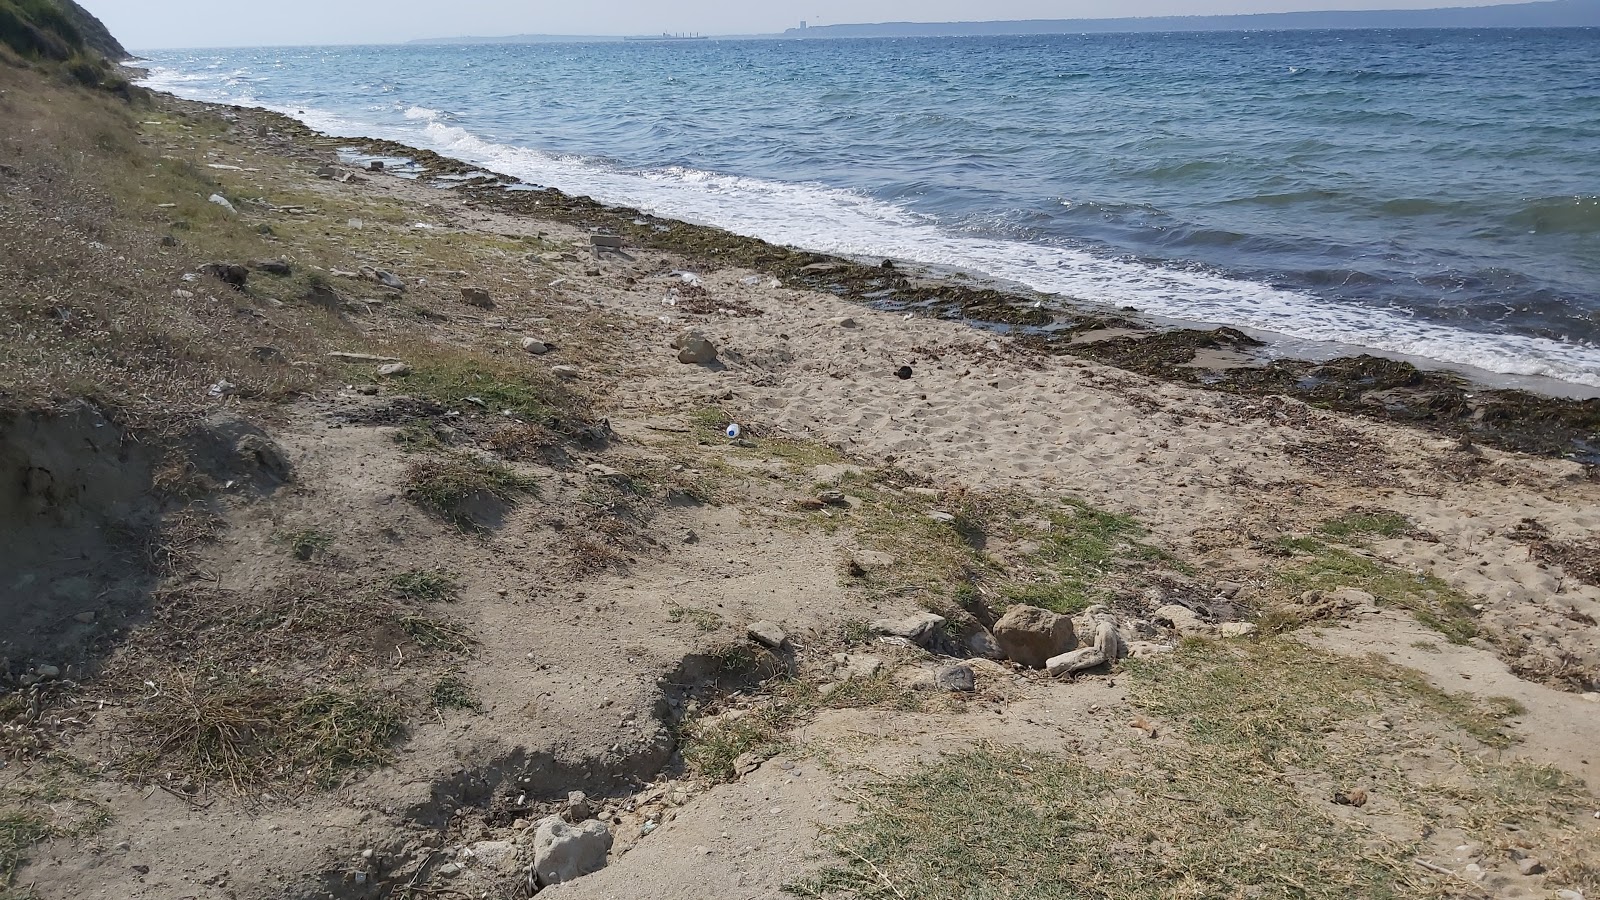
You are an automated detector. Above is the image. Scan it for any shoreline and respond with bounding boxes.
[165,90,1600,466]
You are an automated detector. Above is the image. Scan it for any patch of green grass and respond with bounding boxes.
[390,569,459,602]
[392,422,447,453]
[667,603,724,632]
[683,676,928,783]
[277,528,333,561]
[391,357,575,423]
[430,675,479,712]
[687,406,846,470]
[404,453,539,529]
[1317,509,1412,543]
[0,810,47,890]
[798,640,1589,900]
[998,500,1174,613]
[399,616,474,655]
[1274,538,1478,643]
[121,674,403,792]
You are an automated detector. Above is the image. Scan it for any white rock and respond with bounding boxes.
[1046,647,1106,676]
[207,193,235,213]
[827,653,884,680]
[376,362,412,378]
[551,365,580,379]
[521,337,552,355]
[1219,622,1258,639]
[869,612,945,648]
[672,330,717,365]
[1154,604,1210,636]
[530,816,612,887]
[746,621,788,650]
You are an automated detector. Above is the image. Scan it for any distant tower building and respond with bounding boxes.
[799,20,807,29]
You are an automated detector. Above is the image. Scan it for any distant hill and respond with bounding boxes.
[782,0,1600,37]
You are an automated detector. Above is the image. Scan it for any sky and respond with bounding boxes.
[91,0,1516,50]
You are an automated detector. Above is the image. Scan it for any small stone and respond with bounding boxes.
[1046,647,1105,676]
[1154,604,1210,636]
[1333,788,1369,807]
[73,612,96,624]
[1516,857,1545,876]
[200,263,248,289]
[160,235,178,247]
[253,259,292,276]
[460,287,494,308]
[551,365,580,379]
[832,317,858,328]
[530,816,612,887]
[1218,622,1258,639]
[672,330,718,365]
[1216,581,1245,598]
[521,337,552,355]
[376,362,412,378]
[747,621,788,650]
[964,628,1003,660]
[851,550,895,570]
[993,605,1077,669]
[315,165,337,179]
[935,664,976,693]
[373,270,405,291]
[895,365,913,380]
[827,653,884,680]
[35,664,60,680]
[207,193,235,213]
[437,863,460,877]
[564,791,592,823]
[870,612,946,648]
[816,490,848,506]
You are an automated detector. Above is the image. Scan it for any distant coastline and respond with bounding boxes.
[410,0,1599,44]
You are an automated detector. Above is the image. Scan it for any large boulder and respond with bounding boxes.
[530,816,612,887]
[993,605,1076,669]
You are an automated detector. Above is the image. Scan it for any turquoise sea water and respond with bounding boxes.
[141,30,1600,387]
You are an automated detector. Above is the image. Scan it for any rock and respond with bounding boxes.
[374,270,405,291]
[1090,619,1125,661]
[870,612,946,648]
[376,362,412,378]
[530,816,612,887]
[1125,640,1172,660]
[302,282,342,311]
[1154,604,1210,636]
[992,605,1076,669]
[563,791,592,823]
[816,490,848,506]
[935,664,976,693]
[895,365,913,380]
[1046,647,1106,676]
[551,365,580,380]
[827,653,884,680]
[1216,580,1245,598]
[732,752,763,777]
[832,317,858,328]
[672,330,717,364]
[747,621,788,650]
[1328,588,1378,609]
[160,235,178,247]
[1516,857,1545,876]
[851,550,896,571]
[315,165,337,179]
[207,193,235,213]
[200,263,248,289]
[253,259,292,276]
[460,287,494,308]
[927,510,956,523]
[35,664,60,680]
[369,160,384,171]
[521,337,552,355]
[1219,622,1258,639]
[73,611,95,624]
[964,628,1003,660]
[1333,788,1369,807]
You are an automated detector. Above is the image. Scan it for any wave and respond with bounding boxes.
[1509,195,1600,235]
[140,71,1600,389]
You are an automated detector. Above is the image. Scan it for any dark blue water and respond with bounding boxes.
[142,30,1600,387]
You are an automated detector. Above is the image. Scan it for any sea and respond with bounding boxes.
[138,29,1600,391]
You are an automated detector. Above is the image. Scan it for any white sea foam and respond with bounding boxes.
[141,72,1600,389]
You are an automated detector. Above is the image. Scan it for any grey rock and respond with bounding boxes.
[73,611,96,624]
[463,840,520,874]
[521,337,552,355]
[832,316,858,328]
[207,193,235,213]
[851,550,896,570]
[1216,580,1245,598]
[253,259,292,276]
[992,605,1076,670]
[530,816,611,887]
[551,365,580,380]
[460,287,494,308]
[672,330,718,365]
[964,628,1003,660]
[747,621,788,650]
[1046,647,1106,676]
[1516,857,1545,876]
[870,612,946,648]
[200,263,248,289]
[373,270,405,291]
[1154,604,1210,636]
[827,653,884,680]
[935,664,976,693]
[160,235,178,247]
[563,791,592,824]
[315,165,337,179]
[35,664,60,680]
[376,362,412,378]
[1219,622,1258,639]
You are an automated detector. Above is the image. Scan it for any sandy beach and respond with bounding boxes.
[3,41,1599,900]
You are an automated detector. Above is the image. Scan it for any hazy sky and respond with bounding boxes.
[92,0,1514,50]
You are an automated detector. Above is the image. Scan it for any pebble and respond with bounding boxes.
[376,362,411,378]
[521,337,552,355]
[746,621,788,650]
[552,365,581,379]
[935,664,976,693]
[1516,857,1545,876]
